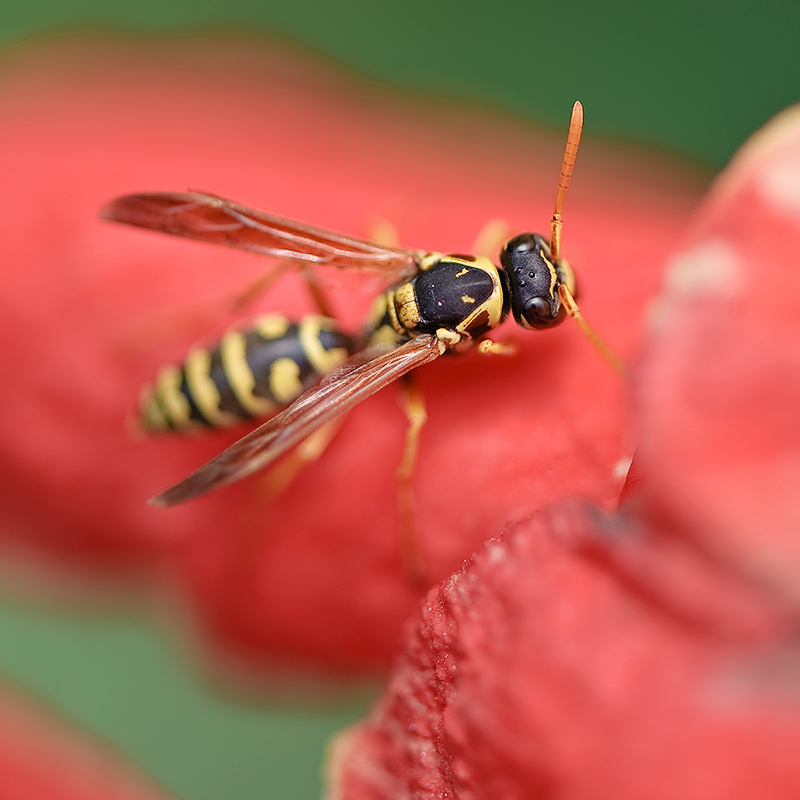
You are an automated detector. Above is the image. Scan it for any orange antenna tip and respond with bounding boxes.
[550,101,584,264]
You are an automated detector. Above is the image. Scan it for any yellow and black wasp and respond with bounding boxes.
[102,101,613,516]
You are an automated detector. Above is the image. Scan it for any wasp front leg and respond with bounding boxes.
[471,218,514,259]
[477,338,517,356]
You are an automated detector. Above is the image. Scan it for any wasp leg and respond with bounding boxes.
[557,284,626,375]
[472,218,514,258]
[230,417,347,577]
[297,265,338,319]
[477,338,518,356]
[367,217,401,248]
[117,263,296,361]
[473,220,520,357]
[226,263,291,314]
[251,416,347,505]
[225,253,340,321]
[293,213,405,320]
[396,375,429,587]
[231,261,338,320]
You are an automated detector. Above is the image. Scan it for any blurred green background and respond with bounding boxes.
[4,0,799,168]
[1,2,798,799]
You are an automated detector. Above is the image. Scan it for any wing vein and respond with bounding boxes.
[151,335,445,506]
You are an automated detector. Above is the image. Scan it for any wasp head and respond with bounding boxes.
[499,233,577,330]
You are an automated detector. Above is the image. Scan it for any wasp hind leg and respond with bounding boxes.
[232,416,348,574]
[119,262,309,360]
[250,417,347,506]
[395,374,430,587]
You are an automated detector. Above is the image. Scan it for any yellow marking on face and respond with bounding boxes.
[546,255,558,299]
[461,295,476,304]
[455,267,469,278]
[269,357,303,404]
[255,313,290,339]
[155,365,193,429]
[300,316,349,374]
[559,258,577,295]
[140,385,168,431]
[185,348,238,427]
[220,331,274,416]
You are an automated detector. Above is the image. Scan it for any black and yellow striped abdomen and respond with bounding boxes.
[140,314,356,432]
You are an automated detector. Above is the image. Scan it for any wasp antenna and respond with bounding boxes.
[550,100,584,265]
[558,283,625,375]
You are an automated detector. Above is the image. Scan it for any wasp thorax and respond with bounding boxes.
[500,232,570,330]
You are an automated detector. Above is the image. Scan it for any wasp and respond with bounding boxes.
[103,101,614,514]
[137,314,357,433]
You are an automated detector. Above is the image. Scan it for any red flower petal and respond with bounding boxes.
[636,104,800,595]
[328,107,800,795]
[0,684,170,800]
[330,503,800,799]
[0,37,703,672]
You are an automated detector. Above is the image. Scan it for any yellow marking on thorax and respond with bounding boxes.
[418,252,444,271]
[455,267,469,278]
[255,313,290,339]
[454,257,506,337]
[220,330,274,416]
[269,357,303,404]
[299,316,349,374]
[461,295,476,304]
[185,348,238,427]
[393,283,420,331]
[155,365,193,429]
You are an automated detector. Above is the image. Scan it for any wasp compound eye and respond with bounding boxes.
[523,295,564,328]
[500,233,565,330]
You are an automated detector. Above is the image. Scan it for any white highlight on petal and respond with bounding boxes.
[649,240,743,331]
[758,154,800,220]
[663,239,743,297]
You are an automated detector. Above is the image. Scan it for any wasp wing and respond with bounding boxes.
[151,334,446,506]
[101,191,421,276]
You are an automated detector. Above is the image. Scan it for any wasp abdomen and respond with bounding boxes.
[140,314,355,432]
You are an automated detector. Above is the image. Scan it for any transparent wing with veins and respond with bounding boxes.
[151,334,446,507]
[100,191,423,276]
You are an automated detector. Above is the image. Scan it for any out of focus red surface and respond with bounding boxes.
[0,36,704,674]
[0,684,171,800]
[636,105,800,597]
[328,107,800,797]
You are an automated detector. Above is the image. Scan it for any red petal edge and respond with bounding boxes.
[327,107,800,795]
